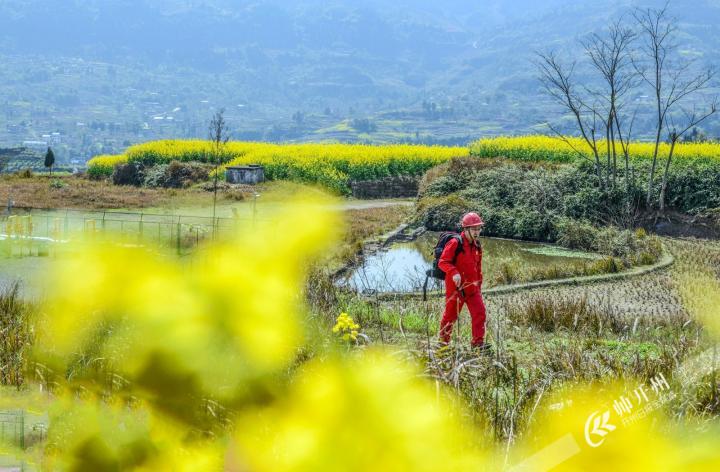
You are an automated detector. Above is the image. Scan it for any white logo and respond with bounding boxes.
[584,410,616,448]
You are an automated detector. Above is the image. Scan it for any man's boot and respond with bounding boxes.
[471,341,493,356]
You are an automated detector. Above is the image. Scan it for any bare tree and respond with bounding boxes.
[536,51,604,185]
[614,106,641,226]
[633,4,716,207]
[209,109,230,233]
[581,19,637,188]
[659,102,718,211]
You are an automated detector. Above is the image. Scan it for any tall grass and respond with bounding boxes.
[0,281,33,387]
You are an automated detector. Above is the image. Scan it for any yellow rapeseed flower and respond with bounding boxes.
[35,195,341,404]
[332,312,360,341]
[233,350,487,471]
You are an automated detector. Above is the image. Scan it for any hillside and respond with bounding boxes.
[0,147,44,173]
[0,0,718,160]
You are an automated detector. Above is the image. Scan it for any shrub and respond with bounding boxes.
[590,257,624,274]
[142,163,169,188]
[419,195,472,231]
[417,161,449,197]
[112,162,145,186]
[555,218,597,251]
[164,161,210,188]
[143,161,210,188]
[470,135,720,215]
[423,176,463,197]
[636,251,658,265]
[511,208,556,241]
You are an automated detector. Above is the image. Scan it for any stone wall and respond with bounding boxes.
[350,175,420,199]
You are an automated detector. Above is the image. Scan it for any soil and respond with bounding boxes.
[641,210,720,240]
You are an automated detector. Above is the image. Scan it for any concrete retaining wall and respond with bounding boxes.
[350,175,419,199]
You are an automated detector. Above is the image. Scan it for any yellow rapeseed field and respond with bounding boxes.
[471,135,720,163]
[86,136,720,192]
[86,140,468,193]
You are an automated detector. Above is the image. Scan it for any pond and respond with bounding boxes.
[0,254,52,300]
[340,232,601,293]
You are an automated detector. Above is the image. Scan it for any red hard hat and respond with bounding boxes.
[461,212,484,228]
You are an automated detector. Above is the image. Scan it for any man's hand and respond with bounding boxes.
[452,273,462,287]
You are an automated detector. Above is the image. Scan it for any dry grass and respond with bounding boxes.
[0,281,34,386]
[0,174,214,210]
[331,205,413,265]
[344,205,413,244]
[328,237,719,444]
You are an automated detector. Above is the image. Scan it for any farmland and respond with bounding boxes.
[2,137,720,469]
[471,135,720,163]
[87,140,469,194]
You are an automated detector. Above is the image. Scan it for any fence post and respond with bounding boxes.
[252,193,258,228]
[7,215,16,238]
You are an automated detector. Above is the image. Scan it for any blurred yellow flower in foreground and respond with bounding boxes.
[232,349,486,471]
[510,381,720,471]
[35,196,340,404]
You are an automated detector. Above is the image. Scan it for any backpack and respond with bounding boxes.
[423,232,464,300]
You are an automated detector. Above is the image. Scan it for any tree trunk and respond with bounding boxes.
[659,139,677,212]
[605,122,612,189]
[646,92,663,206]
[592,146,603,188]
[609,112,617,188]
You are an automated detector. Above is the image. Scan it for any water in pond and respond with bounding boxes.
[341,232,600,293]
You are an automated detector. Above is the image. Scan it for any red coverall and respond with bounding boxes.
[438,232,487,346]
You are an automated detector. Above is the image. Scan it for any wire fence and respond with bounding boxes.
[0,409,48,470]
[0,410,24,449]
[0,206,254,255]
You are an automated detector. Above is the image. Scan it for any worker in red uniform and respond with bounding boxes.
[438,212,489,351]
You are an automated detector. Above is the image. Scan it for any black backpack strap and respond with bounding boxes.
[452,234,464,262]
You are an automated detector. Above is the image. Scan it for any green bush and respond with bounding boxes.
[423,176,463,197]
[112,162,145,186]
[555,218,597,250]
[592,226,624,256]
[142,164,169,188]
[510,208,556,241]
[87,165,112,180]
[143,161,210,188]
[419,195,472,231]
[666,160,720,212]
[416,158,670,276]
